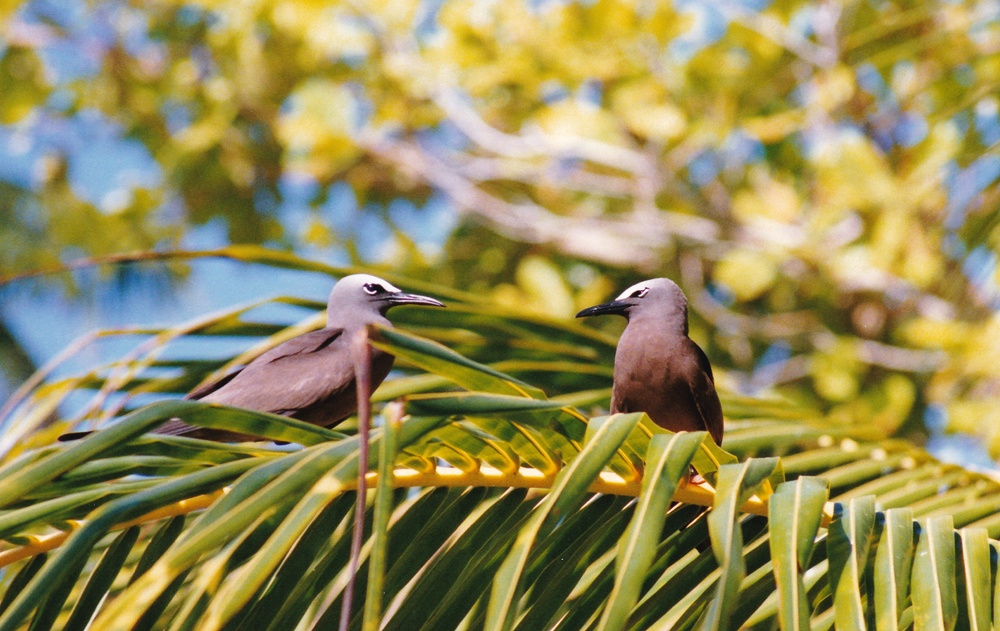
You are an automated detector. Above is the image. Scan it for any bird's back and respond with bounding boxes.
[159,327,394,439]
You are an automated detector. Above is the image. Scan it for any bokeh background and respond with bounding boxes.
[1,0,998,462]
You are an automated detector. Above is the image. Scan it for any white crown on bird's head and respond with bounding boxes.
[326,274,444,326]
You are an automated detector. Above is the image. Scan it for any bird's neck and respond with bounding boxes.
[326,312,392,331]
[628,309,688,337]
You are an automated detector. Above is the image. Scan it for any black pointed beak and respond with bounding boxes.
[386,292,446,308]
[575,300,630,318]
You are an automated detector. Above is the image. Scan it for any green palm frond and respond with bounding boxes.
[1,253,998,629]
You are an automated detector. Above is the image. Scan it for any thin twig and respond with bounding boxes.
[363,401,403,631]
[335,329,373,631]
[701,0,838,68]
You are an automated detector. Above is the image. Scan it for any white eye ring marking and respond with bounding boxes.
[363,283,383,295]
[630,287,649,299]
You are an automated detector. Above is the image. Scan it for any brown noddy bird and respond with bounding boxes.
[62,274,443,442]
[162,274,444,441]
[576,278,724,445]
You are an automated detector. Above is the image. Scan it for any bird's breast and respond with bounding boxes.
[611,327,706,432]
[614,327,681,382]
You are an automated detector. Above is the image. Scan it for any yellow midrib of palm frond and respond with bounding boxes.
[0,464,818,570]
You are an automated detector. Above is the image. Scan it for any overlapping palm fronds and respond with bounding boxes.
[1,252,999,629]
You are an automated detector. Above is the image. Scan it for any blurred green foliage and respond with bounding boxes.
[1,0,999,450]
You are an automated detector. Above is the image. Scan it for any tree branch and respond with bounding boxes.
[361,133,718,269]
[701,0,838,68]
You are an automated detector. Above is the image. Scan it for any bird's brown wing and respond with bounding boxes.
[186,370,242,401]
[154,418,204,437]
[610,388,625,415]
[687,340,724,445]
[157,328,349,437]
[184,328,342,401]
[196,328,349,412]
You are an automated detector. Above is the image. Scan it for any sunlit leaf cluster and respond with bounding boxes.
[1,0,998,444]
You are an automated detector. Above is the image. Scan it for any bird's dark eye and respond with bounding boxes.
[630,288,649,298]
[363,283,384,295]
